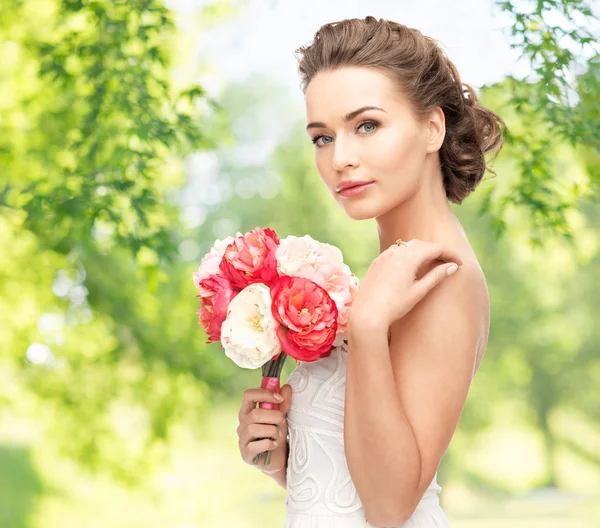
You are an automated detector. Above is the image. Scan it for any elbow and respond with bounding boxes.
[365,512,410,528]
[364,502,415,528]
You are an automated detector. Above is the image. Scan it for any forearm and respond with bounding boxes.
[344,323,420,525]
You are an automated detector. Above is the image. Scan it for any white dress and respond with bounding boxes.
[283,340,452,528]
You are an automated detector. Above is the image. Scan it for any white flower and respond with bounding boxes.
[220,283,281,369]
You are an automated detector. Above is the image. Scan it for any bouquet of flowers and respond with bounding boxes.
[193,226,359,465]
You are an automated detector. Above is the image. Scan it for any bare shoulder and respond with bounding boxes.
[451,253,490,375]
[384,243,491,502]
[395,245,490,378]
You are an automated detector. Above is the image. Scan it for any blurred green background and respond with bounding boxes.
[1,0,599,527]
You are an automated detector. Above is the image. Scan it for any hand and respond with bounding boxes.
[348,239,464,332]
[237,383,293,472]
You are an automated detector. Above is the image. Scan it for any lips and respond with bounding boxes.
[336,180,373,193]
[337,181,374,197]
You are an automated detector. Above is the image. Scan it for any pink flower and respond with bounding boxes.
[276,235,359,336]
[192,234,240,295]
[196,274,237,343]
[220,227,280,290]
[270,275,338,362]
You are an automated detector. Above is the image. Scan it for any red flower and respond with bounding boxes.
[270,275,338,362]
[196,274,237,343]
[219,227,280,290]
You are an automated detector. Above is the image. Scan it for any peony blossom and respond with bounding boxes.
[196,274,237,343]
[220,283,282,369]
[270,275,338,362]
[276,235,359,335]
[220,227,280,290]
[192,233,241,295]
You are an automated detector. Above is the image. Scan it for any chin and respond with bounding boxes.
[340,201,383,221]
[341,193,402,221]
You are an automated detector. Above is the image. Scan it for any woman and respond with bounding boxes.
[236,16,506,527]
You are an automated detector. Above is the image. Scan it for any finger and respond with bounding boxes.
[239,388,285,418]
[249,407,286,426]
[388,237,418,252]
[278,384,293,415]
[244,438,279,464]
[240,423,279,449]
[237,408,285,436]
[414,262,460,298]
[404,241,463,268]
[391,238,419,249]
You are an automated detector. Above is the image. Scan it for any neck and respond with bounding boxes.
[375,159,463,253]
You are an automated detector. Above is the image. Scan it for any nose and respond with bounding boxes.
[331,136,358,172]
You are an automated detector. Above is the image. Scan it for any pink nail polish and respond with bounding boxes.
[447,263,459,276]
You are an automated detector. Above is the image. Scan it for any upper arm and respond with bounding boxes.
[388,261,487,504]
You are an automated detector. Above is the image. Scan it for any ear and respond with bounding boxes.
[425,106,445,153]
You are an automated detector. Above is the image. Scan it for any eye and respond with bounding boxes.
[357,120,379,133]
[311,134,332,147]
[310,120,380,148]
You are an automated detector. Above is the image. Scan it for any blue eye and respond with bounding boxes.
[310,120,379,148]
[359,121,378,133]
[311,135,332,147]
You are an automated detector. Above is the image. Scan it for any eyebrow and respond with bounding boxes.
[306,106,386,130]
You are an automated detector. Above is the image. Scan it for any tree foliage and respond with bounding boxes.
[480,0,600,243]
[0,0,598,490]
[1,0,219,265]
[0,0,234,482]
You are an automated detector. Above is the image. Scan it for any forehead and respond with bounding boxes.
[305,66,405,121]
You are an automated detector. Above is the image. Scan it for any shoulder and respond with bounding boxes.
[414,248,488,319]
[385,253,490,501]
[390,253,490,378]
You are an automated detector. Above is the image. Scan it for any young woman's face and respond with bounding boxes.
[304,66,438,220]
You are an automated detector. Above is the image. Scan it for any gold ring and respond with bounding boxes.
[395,238,409,248]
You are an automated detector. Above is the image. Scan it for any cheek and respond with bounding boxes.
[315,153,335,185]
[372,127,424,176]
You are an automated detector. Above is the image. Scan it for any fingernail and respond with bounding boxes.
[274,393,284,401]
[273,441,279,447]
[447,263,459,276]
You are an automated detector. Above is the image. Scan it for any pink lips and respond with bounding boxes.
[337,182,374,197]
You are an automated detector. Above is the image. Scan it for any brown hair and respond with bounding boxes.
[294,16,507,204]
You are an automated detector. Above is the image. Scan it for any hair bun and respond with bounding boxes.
[296,16,508,204]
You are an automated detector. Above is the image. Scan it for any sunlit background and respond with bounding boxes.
[1,0,600,527]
